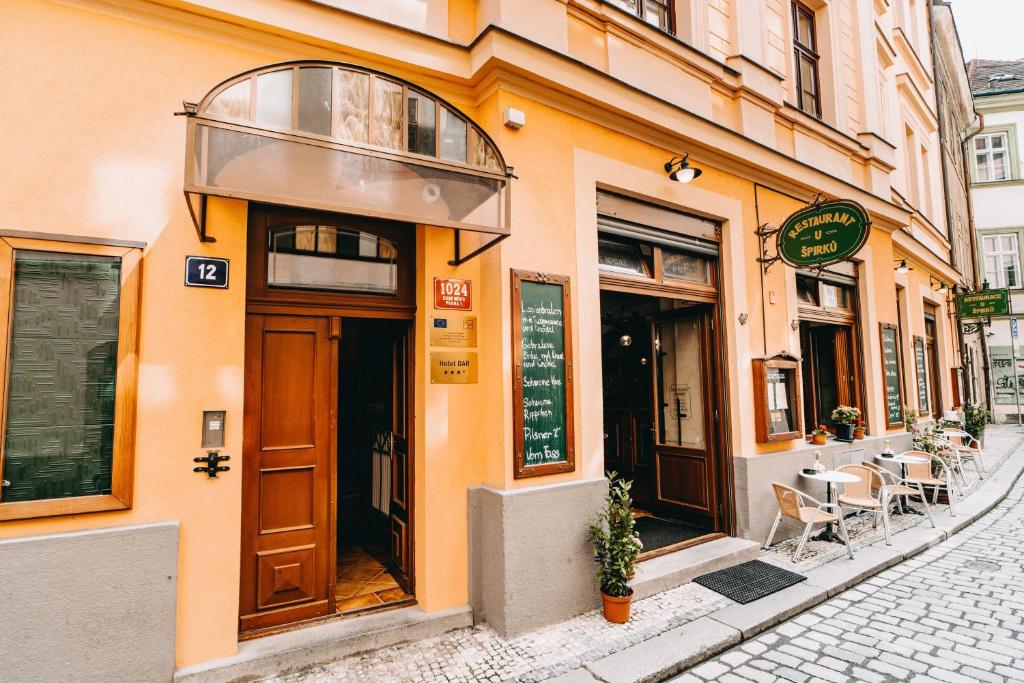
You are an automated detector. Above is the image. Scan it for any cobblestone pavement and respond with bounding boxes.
[671,449,1024,683]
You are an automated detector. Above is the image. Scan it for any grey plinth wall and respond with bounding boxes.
[0,522,180,683]
[733,434,914,544]
[468,477,606,638]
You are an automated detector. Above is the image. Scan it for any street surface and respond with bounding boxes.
[671,472,1024,683]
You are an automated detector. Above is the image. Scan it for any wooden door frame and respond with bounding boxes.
[597,283,735,540]
[241,205,417,637]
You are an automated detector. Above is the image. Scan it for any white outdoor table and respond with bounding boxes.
[875,453,928,515]
[798,469,860,544]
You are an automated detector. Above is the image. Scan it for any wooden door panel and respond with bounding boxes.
[256,545,318,609]
[240,314,335,633]
[655,450,712,513]
[259,467,316,533]
[260,331,318,449]
[388,329,413,593]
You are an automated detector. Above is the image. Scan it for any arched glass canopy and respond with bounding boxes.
[183,61,511,260]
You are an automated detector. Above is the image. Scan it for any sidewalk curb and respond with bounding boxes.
[550,438,1024,683]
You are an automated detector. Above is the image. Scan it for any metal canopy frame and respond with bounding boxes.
[181,60,513,264]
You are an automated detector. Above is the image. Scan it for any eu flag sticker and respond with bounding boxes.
[434,318,448,328]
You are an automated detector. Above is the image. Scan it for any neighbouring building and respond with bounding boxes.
[0,1,973,680]
[930,1,985,414]
[968,57,1024,422]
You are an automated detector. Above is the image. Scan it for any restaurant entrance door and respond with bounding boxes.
[600,290,726,557]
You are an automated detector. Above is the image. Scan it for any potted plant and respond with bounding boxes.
[831,405,861,441]
[588,472,642,623]
[853,420,866,440]
[811,425,830,445]
[964,401,990,447]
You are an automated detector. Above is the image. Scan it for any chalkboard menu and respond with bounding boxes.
[512,270,575,479]
[914,336,929,413]
[879,323,903,427]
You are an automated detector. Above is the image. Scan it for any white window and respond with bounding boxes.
[975,132,1011,182]
[983,234,1021,289]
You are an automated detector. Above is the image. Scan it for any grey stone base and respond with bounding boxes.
[0,522,179,683]
[468,477,607,637]
[732,433,914,544]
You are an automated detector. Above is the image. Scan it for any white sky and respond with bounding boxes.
[950,0,1024,62]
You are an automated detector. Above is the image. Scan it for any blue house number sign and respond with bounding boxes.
[185,256,229,289]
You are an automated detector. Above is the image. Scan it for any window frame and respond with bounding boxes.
[973,128,1018,183]
[0,237,141,521]
[791,1,822,119]
[982,232,1022,290]
[605,0,674,34]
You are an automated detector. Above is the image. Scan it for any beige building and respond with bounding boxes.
[0,1,975,680]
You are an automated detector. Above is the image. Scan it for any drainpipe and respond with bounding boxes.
[964,113,991,413]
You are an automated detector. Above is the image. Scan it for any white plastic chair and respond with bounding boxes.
[764,483,854,561]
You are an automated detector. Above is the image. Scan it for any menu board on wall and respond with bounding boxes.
[879,324,903,427]
[512,270,575,479]
[914,336,929,414]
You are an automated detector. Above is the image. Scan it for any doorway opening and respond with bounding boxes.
[335,318,414,615]
[600,290,724,558]
[239,206,416,637]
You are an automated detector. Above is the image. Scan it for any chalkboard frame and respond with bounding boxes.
[879,323,904,429]
[511,269,575,479]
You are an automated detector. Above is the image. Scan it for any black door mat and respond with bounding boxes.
[633,515,708,554]
[693,560,806,604]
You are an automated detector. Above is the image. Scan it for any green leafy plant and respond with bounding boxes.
[904,406,919,432]
[963,402,990,442]
[588,472,642,598]
[811,425,830,437]
[831,405,861,425]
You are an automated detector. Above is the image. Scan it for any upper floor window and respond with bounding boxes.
[607,0,671,32]
[792,2,821,119]
[983,234,1021,289]
[974,132,1011,182]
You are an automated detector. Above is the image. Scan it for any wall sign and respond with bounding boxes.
[434,277,472,310]
[429,351,478,384]
[879,323,904,428]
[185,256,229,288]
[430,316,478,348]
[777,199,870,268]
[512,270,574,479]
[957,289,1010,318]
[914,336,929,414]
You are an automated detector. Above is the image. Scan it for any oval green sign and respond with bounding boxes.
[777,199,870,268]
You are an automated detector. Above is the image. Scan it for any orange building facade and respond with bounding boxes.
[0,1,975,680]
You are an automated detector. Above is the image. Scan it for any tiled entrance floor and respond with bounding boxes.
[335,543,410,614]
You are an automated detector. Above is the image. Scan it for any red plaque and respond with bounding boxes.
[434,278,472,310]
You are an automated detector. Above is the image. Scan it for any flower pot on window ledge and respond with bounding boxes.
[853,425,866,440]
[834,423,855,441]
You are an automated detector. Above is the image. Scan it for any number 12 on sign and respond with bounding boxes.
[185,256,230,289]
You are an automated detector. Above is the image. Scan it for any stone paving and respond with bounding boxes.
[671,433,1024,683]
[266,427,1023,683]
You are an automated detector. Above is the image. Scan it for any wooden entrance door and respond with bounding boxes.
[650,309,720,527]
[387,330,413,593]
[239,314,338,633]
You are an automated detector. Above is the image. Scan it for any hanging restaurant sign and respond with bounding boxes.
[957,289,1010,318]
[776,199,870,268]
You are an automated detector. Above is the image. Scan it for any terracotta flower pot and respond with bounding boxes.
[812,434,828,445]
[853,427,866,440]
[601,591,633,623]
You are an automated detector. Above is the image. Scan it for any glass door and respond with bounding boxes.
[650,308,719,530]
